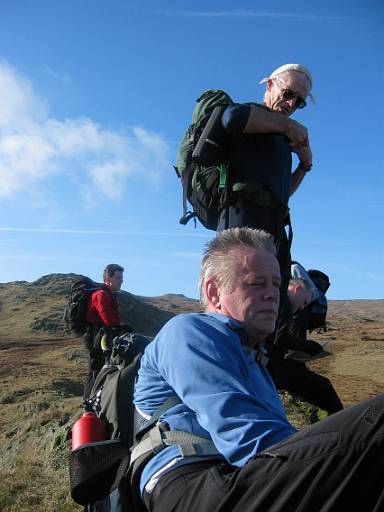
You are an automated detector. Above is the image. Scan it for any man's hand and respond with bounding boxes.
[295,141,312,171]
[285,119,308,150]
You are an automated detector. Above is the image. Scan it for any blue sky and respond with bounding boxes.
[0,0,383,300]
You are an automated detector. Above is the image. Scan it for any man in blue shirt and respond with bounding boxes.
[134,228,384,512]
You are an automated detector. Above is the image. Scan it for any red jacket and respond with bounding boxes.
[86,285,121,327]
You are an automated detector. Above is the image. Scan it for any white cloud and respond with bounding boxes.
[0,252,109,263]
[0,226,209,237]
[166,10,346,21]
[0,60,170,200]
[322,261,384,284]
[44,67,72,85]
[298,239,384,248]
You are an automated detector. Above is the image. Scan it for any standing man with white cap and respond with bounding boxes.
[218,63,315,294]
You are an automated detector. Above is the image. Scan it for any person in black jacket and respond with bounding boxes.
[218,63,315,295]
[267,277,343,414]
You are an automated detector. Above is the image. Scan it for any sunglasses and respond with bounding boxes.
[274,77,307,110]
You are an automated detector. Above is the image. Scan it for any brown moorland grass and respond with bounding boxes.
[0,275,383,509]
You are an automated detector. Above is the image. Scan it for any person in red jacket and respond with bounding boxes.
[83,263,125,399]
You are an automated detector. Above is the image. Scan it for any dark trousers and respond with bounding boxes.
[267,355,343,414]
[217,198,291,296]
[83,326,104,400]
[143,395,384,512]
[83,354,104,400]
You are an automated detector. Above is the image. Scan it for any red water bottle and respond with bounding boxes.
[71,411,107,450]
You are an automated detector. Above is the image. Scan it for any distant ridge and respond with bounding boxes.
[0,273,201,339]
[0,272,382,340]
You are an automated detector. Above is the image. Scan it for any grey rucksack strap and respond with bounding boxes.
[128,397,221,512]
[135,395,182,440]
[132,394,219,462]
[131,424,219,463]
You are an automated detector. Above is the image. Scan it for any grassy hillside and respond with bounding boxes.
[0,274,383,510]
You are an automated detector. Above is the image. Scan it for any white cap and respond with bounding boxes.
[260,63,316,104]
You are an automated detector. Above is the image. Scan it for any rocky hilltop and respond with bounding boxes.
[0,273,201,340]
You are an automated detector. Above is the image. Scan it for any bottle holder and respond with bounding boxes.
[69,439,130,505]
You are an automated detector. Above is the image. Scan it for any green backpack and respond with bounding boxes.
[175,90,234,230]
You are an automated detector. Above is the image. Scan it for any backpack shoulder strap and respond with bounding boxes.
[130,426,219,464]
[135,395,182,440]
[131,395,219,464]
[178,164,197,226]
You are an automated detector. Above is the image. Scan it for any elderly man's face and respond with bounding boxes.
[265,71,311,116]
[216,248,281,346]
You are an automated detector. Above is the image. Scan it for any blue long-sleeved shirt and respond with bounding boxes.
[133,312,296,492]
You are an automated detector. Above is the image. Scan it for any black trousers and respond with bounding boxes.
[267,354,343,414]
[143,395,384,512]
[83,326,104,400]
[217,197,291,296]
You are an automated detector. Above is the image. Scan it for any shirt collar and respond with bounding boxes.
[204,312,246,333]
[204,312,269,366]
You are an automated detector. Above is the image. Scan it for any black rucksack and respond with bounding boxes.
[306,269,331,332]
[63,276,103,335]
[174,89,234,230]
[69,332,152,510]
[88,332,151,444]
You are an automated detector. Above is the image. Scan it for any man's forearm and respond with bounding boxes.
[243,105,309,150]
[243,105,292,134]
[290,165,308,195]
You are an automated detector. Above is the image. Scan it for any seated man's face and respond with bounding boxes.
[218,248,280,346]
[289,285,312,313]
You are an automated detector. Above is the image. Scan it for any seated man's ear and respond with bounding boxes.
[205,278,221,309]
[294,283,303,294]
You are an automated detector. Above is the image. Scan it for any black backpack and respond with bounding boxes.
[63,276,103,335]
[88,332,151,444]
[69,332,151,510]
[306,269,331,332]
[174,89,234,230]
[69,332,182,511]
